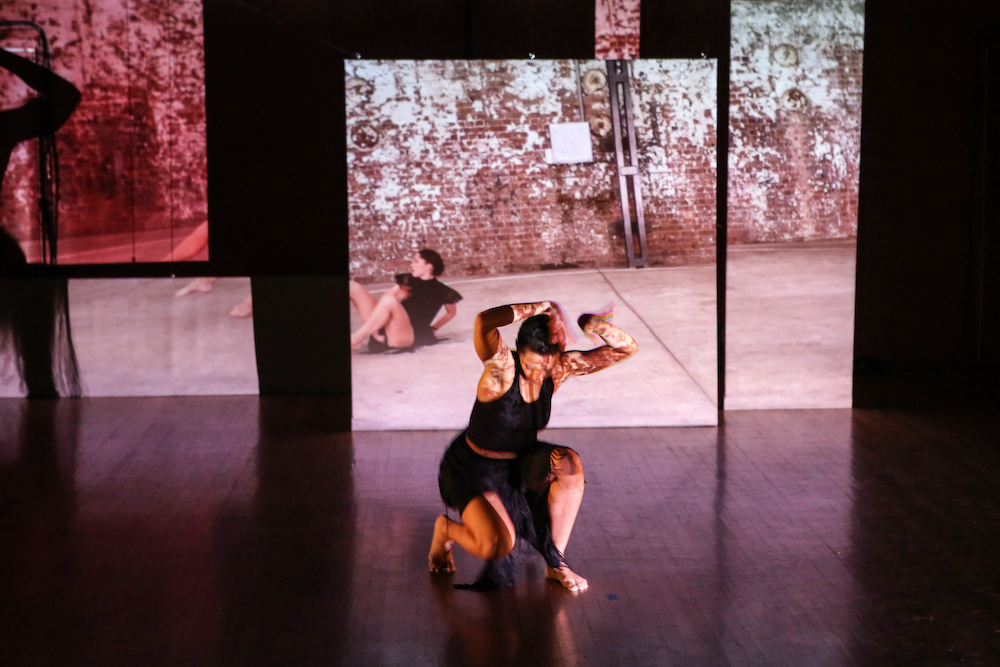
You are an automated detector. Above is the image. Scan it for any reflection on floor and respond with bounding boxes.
[726,239,856,409]
[2,396,999,666]
[351,266,719,429]
[0,277,258,397]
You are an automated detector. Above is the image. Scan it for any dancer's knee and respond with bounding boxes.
[552,447,585,489]
[378,290,401,306]
[464,494,516,560]
[485,530,514,560]
[486,541,514,561]
[469,525,513,560]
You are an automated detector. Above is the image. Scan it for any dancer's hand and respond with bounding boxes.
[544,301,574,349]
[578,303,616,342]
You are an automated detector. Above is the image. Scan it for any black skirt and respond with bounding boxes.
[438,431,565,590]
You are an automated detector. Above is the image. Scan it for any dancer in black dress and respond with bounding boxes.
[0,46,82,397]
[428,300,637,591]
[349,249,461,351]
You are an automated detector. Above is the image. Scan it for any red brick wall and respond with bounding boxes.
[346,59,717,282]
[0,0,206,260]
[729,0,864,245]
[595,0,641,60]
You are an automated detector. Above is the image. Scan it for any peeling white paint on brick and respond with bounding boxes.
[595,0,641,60]
[729,0,864,244]
[346,58,717,281]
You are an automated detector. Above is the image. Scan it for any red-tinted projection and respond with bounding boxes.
[0,1,207,264]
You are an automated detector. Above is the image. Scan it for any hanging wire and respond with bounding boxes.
[574,59,586,123]
[121,3,137,262]
[166,3,176,262]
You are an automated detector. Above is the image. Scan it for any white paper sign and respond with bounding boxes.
[549,122,594,164]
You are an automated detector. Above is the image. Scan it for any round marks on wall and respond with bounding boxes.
[589,116,613,138]
[588,102,613,137]
[582,68,607,94]
[771,44,807,110]
[582,70,612,139]
[345,77,375,102]
[350,123,380,150]
[773,44,799,68]
[780,88,810,111]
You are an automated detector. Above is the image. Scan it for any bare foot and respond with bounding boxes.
[351,331,385,350]
[428,515,455,573]
[546,565,588,592]
[175,277,216,298]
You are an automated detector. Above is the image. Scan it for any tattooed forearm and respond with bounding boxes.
[583,319,638,354]
[553,319,638,386]
[509,301,551,323]
[477,336,514,401]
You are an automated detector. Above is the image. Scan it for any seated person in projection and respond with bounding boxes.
[429,301,637,592]
[349,249,462,351]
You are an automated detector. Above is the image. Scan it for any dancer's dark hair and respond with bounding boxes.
[516,314,561,356]
[0,245,82,398]
[418,249,444,276]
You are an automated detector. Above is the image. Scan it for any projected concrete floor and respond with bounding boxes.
[352,239,857,429]
[725,239,856,410]
[0,277,257,397]
[351,266,720,430]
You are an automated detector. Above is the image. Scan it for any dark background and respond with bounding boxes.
[12,0,1000,405]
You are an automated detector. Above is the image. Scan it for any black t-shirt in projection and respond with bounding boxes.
[395,274,463,345]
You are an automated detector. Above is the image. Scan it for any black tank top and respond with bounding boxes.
[466,352,554,453]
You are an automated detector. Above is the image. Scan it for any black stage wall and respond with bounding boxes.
[852,0,1000,406]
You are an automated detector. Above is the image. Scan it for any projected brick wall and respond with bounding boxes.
[0,0,206,260]
[729,0,864,245]
[346,59,717,282]
[595,0,641,60]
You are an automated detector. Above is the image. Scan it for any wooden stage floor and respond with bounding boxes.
[1,396,999,666]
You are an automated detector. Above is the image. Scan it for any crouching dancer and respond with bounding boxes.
[428,300,637,591]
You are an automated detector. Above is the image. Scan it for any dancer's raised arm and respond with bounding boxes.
[0,48,81,143]
[472,301,551,362]
[473,301,554,402]
[553,313,637,388]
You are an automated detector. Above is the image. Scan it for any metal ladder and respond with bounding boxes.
[606,60,649,268]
